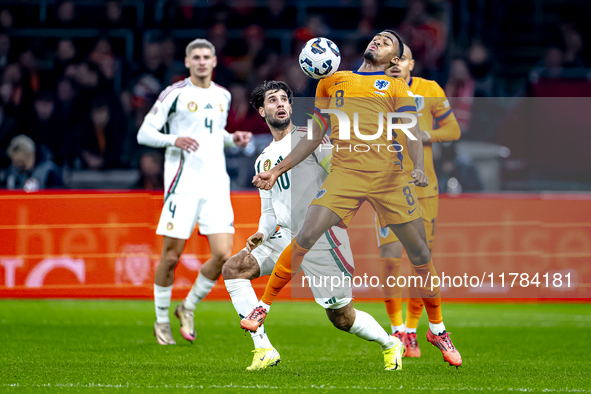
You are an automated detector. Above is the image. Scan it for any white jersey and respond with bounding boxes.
[255,127,349,250]
[138,78,234,195]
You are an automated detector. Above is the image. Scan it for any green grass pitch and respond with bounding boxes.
[1,300,590,393]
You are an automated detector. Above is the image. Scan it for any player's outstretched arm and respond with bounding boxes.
[425,83,461,143]
[223,130,252,148]
[247,196,276,252]
[405,120,429,187]
[426,115,460,143]
[252,116,328,190]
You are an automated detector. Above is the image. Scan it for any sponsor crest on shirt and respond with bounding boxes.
[219,103,224,112]
[187,102,198,112]
[315,188,327,199]
[379,226,390,238]
[149,105,158,115]
[167,222,174,230]
[263,159,272,171]
[373,79,390,90]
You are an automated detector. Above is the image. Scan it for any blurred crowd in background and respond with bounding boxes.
[0,0,590,192]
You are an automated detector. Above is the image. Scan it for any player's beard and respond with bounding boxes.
[267,112,291,130]
[363,50,376,61]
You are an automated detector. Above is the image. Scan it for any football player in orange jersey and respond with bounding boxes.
[245,31,462,368]
[378,44,461,359]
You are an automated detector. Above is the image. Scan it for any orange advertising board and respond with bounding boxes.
[0,191,590,299]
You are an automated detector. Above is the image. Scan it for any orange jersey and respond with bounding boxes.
[399,77,460,198]
[315,71,417,172]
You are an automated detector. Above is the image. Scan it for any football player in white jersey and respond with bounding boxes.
[137,38,252,345]
[221,81,403,371]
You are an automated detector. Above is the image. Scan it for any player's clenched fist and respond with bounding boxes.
[411,169,429,187]
[175,136,199,152]
[246,232,265,252]
[252,170,278,191]
[233,130,252,147]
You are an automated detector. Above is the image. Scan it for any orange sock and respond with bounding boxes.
[405,298,424,329]
[381,257,403,326]
[261,238,309,306]
[412,260,443,324]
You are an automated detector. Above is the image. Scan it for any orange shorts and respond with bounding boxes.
[376,194,439,249]
[310,165,422,229]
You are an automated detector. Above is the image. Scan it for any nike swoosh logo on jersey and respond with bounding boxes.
[335,81,345,85]
[408,207,417,215]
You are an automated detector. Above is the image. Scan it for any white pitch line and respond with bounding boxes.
[2,383,591,392]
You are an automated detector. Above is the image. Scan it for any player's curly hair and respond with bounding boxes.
[382,29,404,58]
[250,80,293,119]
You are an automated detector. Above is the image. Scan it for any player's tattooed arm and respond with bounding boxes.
[253,116,329,190]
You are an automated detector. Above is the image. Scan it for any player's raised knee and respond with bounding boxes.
[411,246,431,266]
[221,253,243,279]
[326,308,355,332]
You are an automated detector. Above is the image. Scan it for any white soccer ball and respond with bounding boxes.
[298,37,341,79]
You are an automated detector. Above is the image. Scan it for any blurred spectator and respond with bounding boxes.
[76,97,125,170]
[139,42,165,85]
[306,14,330,38]
[0,100,18,168]
[0,10,13,29]
[260,0,296,29]
[105,1,125,29]
[2,63,33,121]
[0,31,11,68]
[161,35,186,85]
[281,63,314,97]
[0,135,63,191]
[560,23,585,68]
[227,0,256,29]
[339,42,362,72]
[125,74,161,167]
[54,0,76,27]
[130,74,161,129]
[25,91,72,166]
[445,58,475,134]
[291,27,315,57]
[437,143,482,194]
[89,38,120,83]
[136,150,164,190]
[226,83,267,135]
[18,49,40,94]
[55,39,78,79]
[357,0,380,37]
[207,24,235,86]
[56,78,76,115]
[70,61,126,133]
[468,41,494,97]
[242,24,281,84]
[397,0,447,79]
[530,47,565,82]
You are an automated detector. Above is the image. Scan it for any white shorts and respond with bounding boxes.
[156,191,234,240]
[248,227,354,310]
